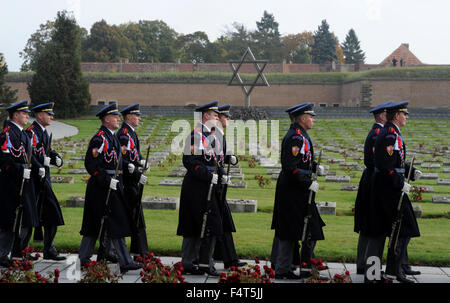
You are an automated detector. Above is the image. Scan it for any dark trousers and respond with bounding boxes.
[395,236,411,276]
[181,236,216,272]
[214,232,238,265]
[356,233,369,273]
[78,235,132,267]
[364,235,386,280]
[130,227,150,257]
[42,225,58,256]
[270,235,317,275]
[0,227,32,259]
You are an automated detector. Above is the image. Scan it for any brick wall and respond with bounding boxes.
[6,79,450,109]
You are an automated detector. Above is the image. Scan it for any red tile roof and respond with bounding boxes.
[380,43,423,66]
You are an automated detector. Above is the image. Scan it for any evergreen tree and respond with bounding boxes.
[252,11,283,62]
[0,54,18,122]
[341,29,366,64]
[28,11,91,118]
[311,19,337,64]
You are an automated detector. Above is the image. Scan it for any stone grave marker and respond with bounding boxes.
[159,179,182,186]
[68,169,88,175]
[316,202,336,215]
[325,175,350,183]
[227,199,257,213]
[437,179,450,185]
[412,204,422,218]
[66,196,84,207]
[50,176,74,184]
[421,173,439,180]
[142,196,179,210]
[432,196,450,204]
[341,184,358,191]
[421,163,441,169]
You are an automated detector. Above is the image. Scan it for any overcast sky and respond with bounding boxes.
[1,0,449,71]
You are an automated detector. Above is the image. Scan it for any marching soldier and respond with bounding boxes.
[78,103,141,273]
[354,101,392,274]
[271,103,325,279]
[177,101,223,276]
[213,104,247,269]
[116,104,150,259]
[0,101,39,266]
[366,101,422,283]
[26,102,66,260]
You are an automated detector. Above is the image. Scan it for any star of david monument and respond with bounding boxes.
[228,47,270,108]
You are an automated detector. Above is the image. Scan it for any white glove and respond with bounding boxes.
[140,159,150,170]
[309,180,319,193]
[109,178,119,191]
[402,182,411,194]
[55,157,62,167]
[23,168,31,180]
[139,174,147,185]
[38,167,46,179]
[43,156,51,167]
[128,163,135,174]
[221,175,228,185]
[230,155,238,165]
[414,170,422,181]
[317,165,325,176]
[211,173,218,185]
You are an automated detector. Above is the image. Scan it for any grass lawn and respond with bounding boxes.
[30,115,450,266]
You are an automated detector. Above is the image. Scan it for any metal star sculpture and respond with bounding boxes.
[228,47,269,107]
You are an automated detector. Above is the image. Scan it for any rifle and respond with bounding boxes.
[34,132,52,242]
[385,154,415,280]
[96,149,122,262]
[301,149,322,242]
[10,139,33,260]
[129,143,151,255]
[220,158,231,204]
[200,163,219,240]
[299,149,322,266]
[133,143,151,231]
[198,162,219,271]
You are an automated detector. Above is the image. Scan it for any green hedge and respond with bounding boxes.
[6,66,450,84]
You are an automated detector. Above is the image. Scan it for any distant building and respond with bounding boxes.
[379,43,423,66]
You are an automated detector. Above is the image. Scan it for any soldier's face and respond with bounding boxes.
[219,114,229,129]
[300,114,315,130]
[203,111,219,127]
[36,112,53,127]
[125,114,141,128]
[104,114,120,130]
[14,111,29,127]
[397,112,408,128]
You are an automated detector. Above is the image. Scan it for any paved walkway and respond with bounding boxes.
[21,253,450,284]
[28,118,79,140]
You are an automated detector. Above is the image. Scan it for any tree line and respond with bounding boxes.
[20,11,366,72]
[1,10,367,118]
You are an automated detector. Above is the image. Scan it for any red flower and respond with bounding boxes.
[255,257,260,264]
[345,270,350,276]
[301,262,307,268]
